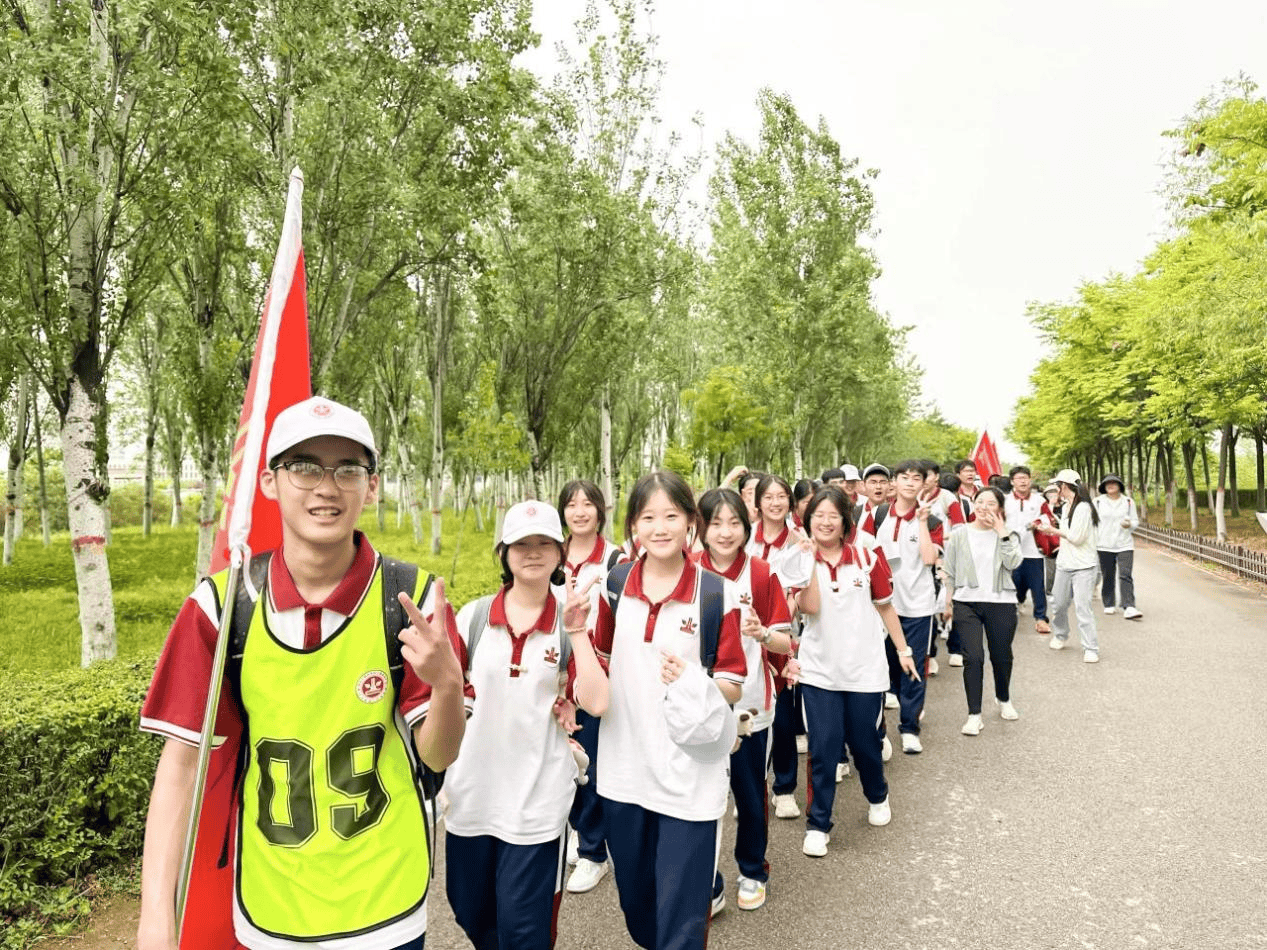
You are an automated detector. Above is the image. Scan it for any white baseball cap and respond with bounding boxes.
[661,664,738,764]
[841,464,862,481]
[499,500,565,546]
[1053,468,1081,485]
[266,397,378,470]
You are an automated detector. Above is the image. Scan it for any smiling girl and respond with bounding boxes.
[592,472,747,949]
[695,488,793,912]
[790,486,918,858]
[447,502,609,950]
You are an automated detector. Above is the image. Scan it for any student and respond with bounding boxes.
[955,460,979,502]
[555,481,625,894]
[695,489,794,912]
[137,397,469,950]
[1037,470,1101,662]
[592,471,747,949]
[737,471,766,525]
[1093,475,1141,620]
[940,486,1023,736]
[787,486,919,858]
[856,463,890,536]
[1042,483,1062,595]
[1003,465,1056,634]
[447,501,610,949]
[821,467,847,488]
[840,464,863,506]
[792,479,816,528]
[873,460,944,754]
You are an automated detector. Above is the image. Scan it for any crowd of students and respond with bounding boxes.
[137,397,1144,950]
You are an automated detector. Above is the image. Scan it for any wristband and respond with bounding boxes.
[759,627,773,645]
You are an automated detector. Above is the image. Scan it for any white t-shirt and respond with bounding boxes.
[952,529,1015,604]
[796,546,894,693]
[1004,491,1050,559]
[875,505,944,617]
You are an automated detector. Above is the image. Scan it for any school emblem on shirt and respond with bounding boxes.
[739,592,752,607]
[543,646,560,666]
[680,618,697,635]
[356,670,388,703]
[852,576,865,589]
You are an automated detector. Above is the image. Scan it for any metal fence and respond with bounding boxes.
[1136,523,1267,585]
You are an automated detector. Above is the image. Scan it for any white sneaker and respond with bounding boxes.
[736,876,767,911]
[947,653,964,667]
[997,700,1019,721]
[710,887,725,917]
[868,797,892,826]
[901,733,923,754]
[1123,606,1142,620]
[795,734,808,755]
[884,691,899,709]
[1103,606,1116,615]
[773,793,800,819]
[802,829,830,857]
[1083,650,1099,663]
[835,762,849,783]
[961,714,983,736]
[881,735,893,762]
[566,832,579,866]
[1049,637,1066,650]
[927,657,939,676]
[566,858,609,894]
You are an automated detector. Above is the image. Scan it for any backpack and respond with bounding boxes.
[604,561,725,672]
[871,502,942,537]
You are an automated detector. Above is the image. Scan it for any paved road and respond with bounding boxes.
[424,544,1267,950]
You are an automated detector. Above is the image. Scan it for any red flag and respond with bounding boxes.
[972,429,1002,481]
[182,170,311,950]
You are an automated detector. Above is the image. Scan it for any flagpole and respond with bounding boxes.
[175,168,306,941]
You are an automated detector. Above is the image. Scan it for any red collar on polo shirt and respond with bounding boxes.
[623,555,698,644]
[816,545,860,588]
[488,585,558,678]
[565,535,605,575]
[269,531,378,650]
[744,521,785,557]
[887,501,917,540]
[700,548,747,581]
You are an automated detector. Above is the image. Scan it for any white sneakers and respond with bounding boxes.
[927,657,939,676]
[1103,606,1116,615]
[868,797,892,826]
[566,858,609,893]
[736,876,767,911]
[997,700,1019,721]
[802,829,830,857]
[947,653,964,667]
[901,733,922,754]
[961,714,983,736]
[884,692,899,709]
[881,735,893,762]
[1123,606,1142,620]
[835,762,848,783]
[710,889,725,917]
[795,734,808,755]
[773,794,800,819]
[566,833,579,866]
[1083,650,1099,663]
[1049,636,1066,650]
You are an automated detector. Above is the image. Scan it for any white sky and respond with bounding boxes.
[522,0,1267,461]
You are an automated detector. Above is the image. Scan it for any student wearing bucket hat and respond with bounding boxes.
[1093,475,1141,620]
[446,500,611,950]
[1036,470,1102,662]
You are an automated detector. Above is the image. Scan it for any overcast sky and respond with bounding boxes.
[522,0,1267,461]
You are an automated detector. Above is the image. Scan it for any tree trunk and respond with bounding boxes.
[60,377,116,666]
[495,471,509,540]
[1255,426,1265,512]
[1228,426,1240,517]
[1162,444,1176,528]
[1213,422,1231,541]
[471,473,485,533]
[1201,437,1214,514]
[195,437,219,582]
[162,399,184,527]
[33,393,50,547]
[527,430,546,500]
[601,384,615,538]
[792,427,806,481]
[1181,440,1199,532]
[5,374,31,564]
[142,390,158,537]
[429,314,445,557]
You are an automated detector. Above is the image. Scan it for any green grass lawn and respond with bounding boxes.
[0,510,503,673]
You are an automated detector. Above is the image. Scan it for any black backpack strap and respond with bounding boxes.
[873,503,890,532]
[605,560,635,619]
[380,555,425,694]
[698,568,724,675]
[465,595,494,668]
[605,546,624,571]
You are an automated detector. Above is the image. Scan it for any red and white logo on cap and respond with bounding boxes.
[526,505,537,516]
[356,670,387,703]
[311,402,333,418]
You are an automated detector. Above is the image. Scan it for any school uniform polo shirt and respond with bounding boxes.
[556,537,625,636]
[1004,491,1053,559]
[797,546,894,693]
[875,504,943,617]
[592,557,746,822]
[698,550,792,731]
[447,589,580,844]
[140,532,469,746]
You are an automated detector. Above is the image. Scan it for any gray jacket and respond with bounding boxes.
[942,528,1023,595]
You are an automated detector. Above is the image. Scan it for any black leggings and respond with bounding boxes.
[953,601,1018,714]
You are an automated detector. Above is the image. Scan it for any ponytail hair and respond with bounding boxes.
[1063,481,1100,527]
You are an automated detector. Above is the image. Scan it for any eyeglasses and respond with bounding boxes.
[275,460,373,490]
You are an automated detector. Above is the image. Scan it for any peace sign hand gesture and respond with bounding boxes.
[398,578,463,689]
[563,574,601,634]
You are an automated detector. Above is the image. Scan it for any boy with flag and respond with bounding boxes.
[137,396,469,950]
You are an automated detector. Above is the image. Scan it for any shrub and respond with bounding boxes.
[0,659,162,940]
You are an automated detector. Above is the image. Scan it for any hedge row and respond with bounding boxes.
[0,658,161,940]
